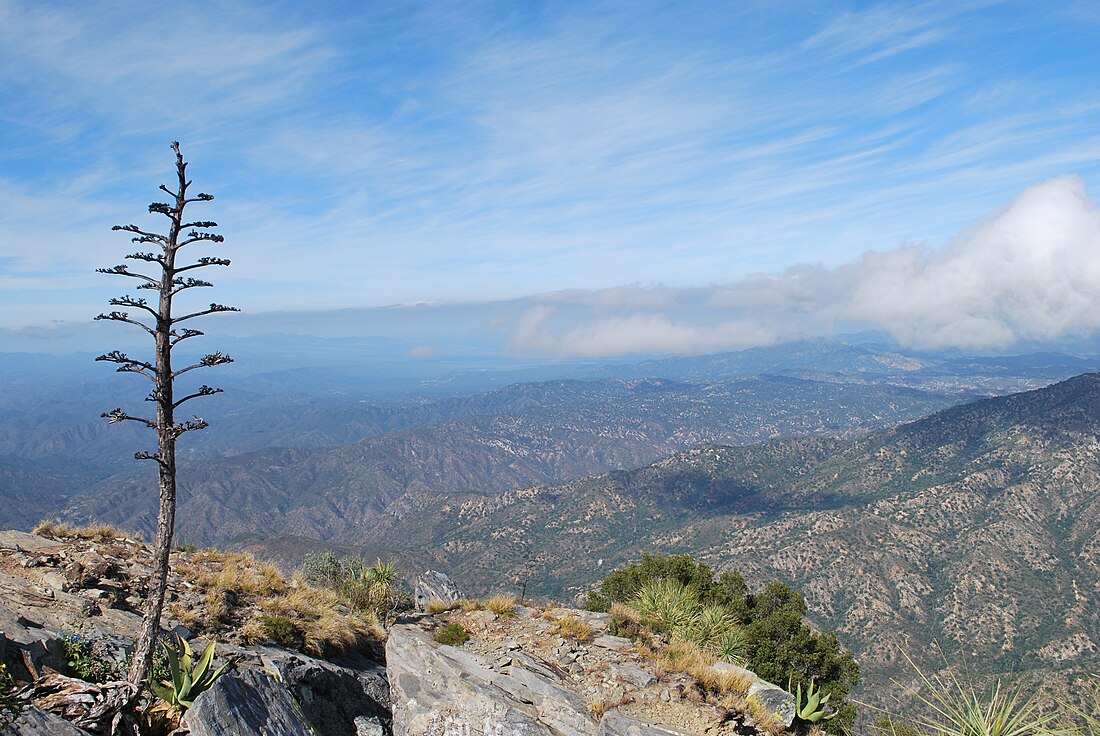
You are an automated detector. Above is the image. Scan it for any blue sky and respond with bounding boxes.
[2,1,1100,356]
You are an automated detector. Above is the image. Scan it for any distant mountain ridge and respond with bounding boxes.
[335,373,1100,701]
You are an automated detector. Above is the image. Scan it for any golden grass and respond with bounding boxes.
[173,552,382,656]
[587,694,635,717]
[483,593,517,616]
[32,520,131,542]
[458,599,481,612]
[553,615,594,643]
[425,598,458,614]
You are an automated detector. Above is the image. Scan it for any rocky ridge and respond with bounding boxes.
[0,530,792,736]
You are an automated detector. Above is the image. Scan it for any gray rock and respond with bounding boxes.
[387,624,598,736]
[599,712,698,736]
[412,570,464,611]
[0,532,66,554]
[258,647,391,736]
[591,635,633,652]
[747,679,795,728]
[354,715,386,736]
[709,662,795,727]
[0,704,92,736]
[182,668,315,736]
[609,664,656,688]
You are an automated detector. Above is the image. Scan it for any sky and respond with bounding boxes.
[2,1,1100,357]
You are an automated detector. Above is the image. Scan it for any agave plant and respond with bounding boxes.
[149,637,230,711]
[794,679,836,724]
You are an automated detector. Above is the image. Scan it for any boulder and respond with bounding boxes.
[599,712,697,736]
[0,704,92,736]
[387,624,598,736]
[710,662,795,727]
[412,571,463,611]
[256,647,390,736]
[182,668,315,736]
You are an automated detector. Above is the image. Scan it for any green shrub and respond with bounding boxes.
[59,630,128,683]
[590,554,859,734]
[301,553,410,622]
[260,615,301,647]
[433,622,469,646]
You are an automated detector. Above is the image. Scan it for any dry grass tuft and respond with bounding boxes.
[483,593,517,616]
[425,598,458,614]
[173,552,381,656]
[458,599,481,612]
[587,694,635,718]
[32,520,134,542]
[32,519,74,538]
[553,615,594,643]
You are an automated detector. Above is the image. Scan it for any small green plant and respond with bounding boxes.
[0,662,23,725]
[175,543,197,553]
[150,637,230,711]
[59,625,128,683]
[259,615,301,647]
[794,679,836,724]
[433,623,469,646]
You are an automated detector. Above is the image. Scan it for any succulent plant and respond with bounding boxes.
[794,679,836,723]
[150,637,229,711]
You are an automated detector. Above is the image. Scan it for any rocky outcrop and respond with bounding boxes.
[412,571,463,612]
[235,646,391,736]
[1,703,93,736]
[388,624,597,735]
[182,668,314,736]
[387,609,779,736]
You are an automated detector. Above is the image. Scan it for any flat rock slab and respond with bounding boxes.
[600,712,699,736]
[388,625,598,736]
[0,532,66,554]
[0,704,92,736]
[182,668,314,736]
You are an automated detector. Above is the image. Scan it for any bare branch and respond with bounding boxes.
[182,221,217,229]
[113,224,167,244]
[109,295,160,319]
[176,257,231,273]
[101,408,156,429]
[96,265,158,284]
[174,303,240,324]
[171,277,213,295]
[125,251,166,266]
[94,311,155,335]
[148,202,173,216]
[158,184,177,198]
[173,351,234,378]
[174,385,223,408]
[169,328,204,346]
[134,450,165,465]
[170,416,209,437]
[96,350,156,380]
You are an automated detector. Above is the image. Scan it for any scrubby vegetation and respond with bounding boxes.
[433,622,469,646]
[171,549,385,657]
[587,554,859,732]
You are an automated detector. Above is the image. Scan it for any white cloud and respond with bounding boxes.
[506,176,1100,355]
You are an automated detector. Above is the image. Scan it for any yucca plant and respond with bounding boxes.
[629,578,702,637]
[715,627,749,665]
[794,678,836,724]
[150,637,229,711]
[901,656,1068,736]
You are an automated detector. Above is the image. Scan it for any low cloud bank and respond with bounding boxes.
[507,175,1100,356]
